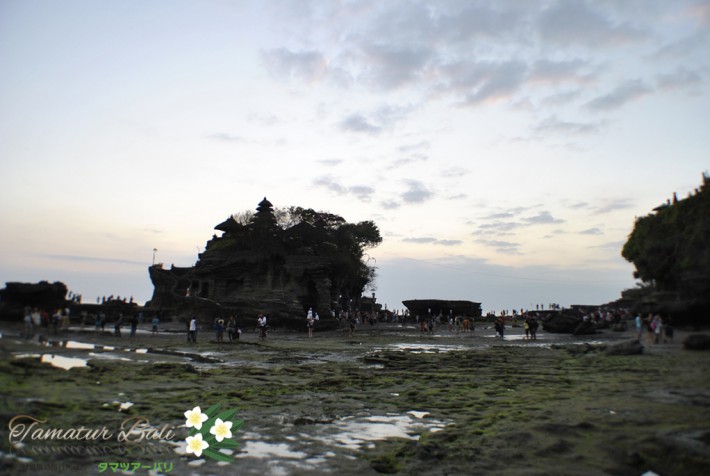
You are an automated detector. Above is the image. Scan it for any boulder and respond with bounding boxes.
[604,340,644,356]
[573,320,597,335]
[683,334,710,351]
[541,313,582,333]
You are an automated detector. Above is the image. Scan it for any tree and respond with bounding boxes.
[622,172,710,299]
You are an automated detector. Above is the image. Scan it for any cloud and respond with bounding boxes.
[340,105,414,135]
[579,227,603,235]
[349,185,376,201]
[318,159,343,166]
[481,207,530,221]
[656,67,704,91]
[584,79,653,111]
[401,180,433,203]
[313,175,374,201]
[543,229,568,238]
[534,116,603,135]
[539,0,648,47]
[592,198,635,214]
[359,42,434,90]
[388,154,429,169]
[207,133,244,142]
[43,254,147,267]
[381,200,401,210]
[261,48,328,82]
[591,240,626,250]
[340,114,381,135]
[446,193,467,200]
[398,141,430,154]
[541,89,584,106]
[528,58,596,85]
[476,239,521,255]
[651,31,710,60]
[403,237,463,246]
[524,211,565,225]
[440,167,470,178]
[476,222,524,234]
[442,60,528,105]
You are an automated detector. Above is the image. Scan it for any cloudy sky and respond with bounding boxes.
[1,0,708,313]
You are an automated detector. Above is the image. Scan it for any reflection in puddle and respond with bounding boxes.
[239,440,308,459]
[40,354,88,370]
[385,343,467,353]
[64,341,96,350]
[318,413,447,450]
[233,411,449,472]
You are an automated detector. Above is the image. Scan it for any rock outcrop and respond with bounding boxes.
[683,334,710,351]
[148,198,381,326]
[0,281,68,320]
[541,311,583,334]
[401,299,482,318]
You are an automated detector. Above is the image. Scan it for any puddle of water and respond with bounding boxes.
[310,412,448,450]
[65,341,96,350]
[88,352,133,362]
[385,343,467,353]
[40,354,88,370]
[238,440,308,459]
[230,412,449,471]
[484,334,538,341]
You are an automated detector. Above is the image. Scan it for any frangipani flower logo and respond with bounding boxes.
[185,433,209,457]
[184,406,209,430]
[183,404,243,463]
[209,418,233,442]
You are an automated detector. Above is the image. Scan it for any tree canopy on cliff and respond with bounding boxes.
[621,173,710,299]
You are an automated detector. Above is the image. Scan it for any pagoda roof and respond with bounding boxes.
[214,216,245,233]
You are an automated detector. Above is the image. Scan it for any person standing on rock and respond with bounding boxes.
[634,313,642,341]
[114,314,124,337]
[151,315,160,335]
[257,313,268,341]
[348,315,357,338]
[529,316,538,340]
[226,316,237,341]
[188,316,198,343]
[130,314,138,337]
[495,316,505,339]
[307,313,315,338]
[652,314,663,344]
[23,308,34,339]
[215,318,225,343]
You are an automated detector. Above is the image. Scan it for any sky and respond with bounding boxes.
[1,0,708,313]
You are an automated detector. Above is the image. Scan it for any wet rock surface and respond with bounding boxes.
[683,334,710,350]
[1,322,708,475]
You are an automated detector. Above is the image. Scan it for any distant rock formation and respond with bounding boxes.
[148,198,381,326]
[401,299,482,318]
[0,281,68,320]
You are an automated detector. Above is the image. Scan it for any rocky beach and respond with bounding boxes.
[1,319,709,476]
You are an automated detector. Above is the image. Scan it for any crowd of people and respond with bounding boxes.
[19,302,678,350]
[635,313,674,344]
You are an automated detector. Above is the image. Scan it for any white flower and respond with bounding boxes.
[209,418,233,442]
[185,433,209,457]
[184,406,209,430]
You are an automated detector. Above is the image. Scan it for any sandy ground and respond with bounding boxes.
[1,319,709,475]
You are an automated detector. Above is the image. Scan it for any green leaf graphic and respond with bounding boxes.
[203,448,234,463]
[205,404,221,417]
